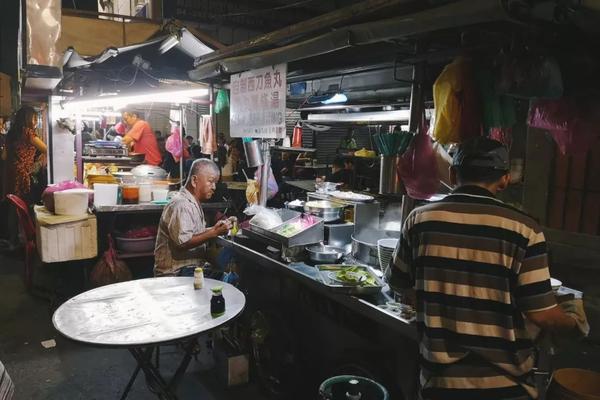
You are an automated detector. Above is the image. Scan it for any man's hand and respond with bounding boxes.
[211,220,232,237]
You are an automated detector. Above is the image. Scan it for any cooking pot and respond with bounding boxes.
[351,229,400,266]
[131,164,168,180]
[304,200,345,222]
[305,244,347,263]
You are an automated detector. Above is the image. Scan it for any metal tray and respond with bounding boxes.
[315,264,384,295]
[247,209,324,247]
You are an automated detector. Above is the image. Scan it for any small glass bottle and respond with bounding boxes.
[210,286,226,318]
[193,267,204,290]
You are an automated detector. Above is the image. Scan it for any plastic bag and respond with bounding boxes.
[255,166,279,200]
[90,235,132,287]
[214,89,229,114]
[527,98,598,155]
[42,180,89,213]
[399,126,440,200]
[477,70,516,132]
[432,56,481,144]
[497,53,563,99]
[244,205,283,230]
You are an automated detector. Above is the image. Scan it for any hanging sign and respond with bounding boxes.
[230,63,287,139]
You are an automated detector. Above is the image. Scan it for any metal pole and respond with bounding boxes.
[259,140,271,207]
[180,104,184,182]
[209,84,214,161]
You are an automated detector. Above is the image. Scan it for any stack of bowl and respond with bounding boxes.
[377,238,398,274]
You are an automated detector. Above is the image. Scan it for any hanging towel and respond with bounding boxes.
[200,115,216,154]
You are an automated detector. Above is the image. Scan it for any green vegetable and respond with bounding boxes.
[335,266,376,286]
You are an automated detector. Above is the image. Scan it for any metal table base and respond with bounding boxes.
[120,340,197,400]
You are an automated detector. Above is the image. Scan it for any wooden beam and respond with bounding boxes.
[522,127,553,225]
[194,0,421,66]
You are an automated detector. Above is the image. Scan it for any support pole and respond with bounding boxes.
[259,140,271,207]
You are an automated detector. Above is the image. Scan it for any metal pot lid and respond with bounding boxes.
[131,164,168,179]
[306,244,345,254]
[304,200,345,210]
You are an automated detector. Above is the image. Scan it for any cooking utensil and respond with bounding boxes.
[315,181,341,193]
[305,244,347,263]
[304,200,345,222]
[131,164,168,180]
[315,264,384,295]
[351,229,400,266]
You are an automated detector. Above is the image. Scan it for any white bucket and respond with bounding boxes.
[54,189,92,216]
[93,183,119,207]
[139,183,153,203]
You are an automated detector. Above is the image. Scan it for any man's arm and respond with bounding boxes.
[177,220,231,251]
[517,229,583,337]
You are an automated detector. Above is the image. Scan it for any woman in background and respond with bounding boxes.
[2,106,47,202]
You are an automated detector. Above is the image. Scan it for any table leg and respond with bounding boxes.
[119,363,141,400]
[129,347,177,400]
[167,339,197,391]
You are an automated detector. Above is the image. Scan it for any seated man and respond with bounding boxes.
[154,159,231,277]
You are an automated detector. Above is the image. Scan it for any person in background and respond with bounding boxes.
[154,130,163,139]
[154,159,231,277]
[326,156,352,186]
[2,106,47,201]
[221,140,240,181]
[104,121,125,141]
[216,133,228,169]
[186,135,202,159]
[121,108,162,166]
[388,137,588,400]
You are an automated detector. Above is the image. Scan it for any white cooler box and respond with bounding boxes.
[34,206,98,263]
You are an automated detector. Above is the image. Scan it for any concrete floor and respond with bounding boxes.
[0,253,267,400]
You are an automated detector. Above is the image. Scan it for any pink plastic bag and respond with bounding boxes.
[399,130,440,200]
[42,180,89,212]
[166,126,185,161]
[527,99,598,155]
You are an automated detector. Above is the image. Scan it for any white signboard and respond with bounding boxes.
[230,63,287,139]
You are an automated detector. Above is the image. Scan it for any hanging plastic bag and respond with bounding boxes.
[255,166,279,200]
[496,53,563,99]
[90,235,132,287]
[399,118,440,200]
[214,89,229,114]
[432,56,481,144]
[527,98,598,155]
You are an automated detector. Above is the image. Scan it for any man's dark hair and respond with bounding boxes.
[454,166,508,184]
[185,135,193,141]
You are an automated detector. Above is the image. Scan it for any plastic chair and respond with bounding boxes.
[6,194,36,290]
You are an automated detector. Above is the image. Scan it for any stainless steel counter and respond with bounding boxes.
[217,235,417,340]
[94,201,230,214]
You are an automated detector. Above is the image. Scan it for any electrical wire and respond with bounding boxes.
[219,0,317,17]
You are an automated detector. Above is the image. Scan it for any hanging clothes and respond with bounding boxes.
[200,115,216,155]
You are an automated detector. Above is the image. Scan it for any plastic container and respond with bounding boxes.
[152,189,169,202]
[122,184,140,204]
[139,183,153,203]
[53,189,92,216]
[114,236,156,253]
[93,183,119,207]
[319,375,389,400]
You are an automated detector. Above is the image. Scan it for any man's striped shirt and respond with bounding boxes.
[390,186,556,400]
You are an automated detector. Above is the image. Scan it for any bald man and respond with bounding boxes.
[154,159,231,276]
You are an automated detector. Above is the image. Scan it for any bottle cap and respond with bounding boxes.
[211,286,223,294]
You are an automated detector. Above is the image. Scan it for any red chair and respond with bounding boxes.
[6,194,36,290]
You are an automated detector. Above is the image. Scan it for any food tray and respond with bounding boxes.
[315,264,384,295]
[247,209,324,247]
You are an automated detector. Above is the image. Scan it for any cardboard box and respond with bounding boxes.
[214,340,249,387]
[35,213,98,263]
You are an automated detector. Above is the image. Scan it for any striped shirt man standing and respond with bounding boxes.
[388,138,583,400]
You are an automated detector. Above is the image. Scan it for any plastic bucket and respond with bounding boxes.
[547,368,600,400]
[93,183,119,207]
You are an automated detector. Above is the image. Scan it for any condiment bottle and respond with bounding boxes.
[193,267,204,290]
[346,379,362,400]
[210,286,225,317]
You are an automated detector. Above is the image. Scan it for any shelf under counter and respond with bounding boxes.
[94,201,230,214]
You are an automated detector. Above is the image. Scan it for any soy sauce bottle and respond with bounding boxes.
[210,286,225,318]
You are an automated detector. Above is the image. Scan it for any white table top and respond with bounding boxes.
[52,277,245,347]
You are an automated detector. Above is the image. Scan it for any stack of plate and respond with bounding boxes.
[377,238,398,273]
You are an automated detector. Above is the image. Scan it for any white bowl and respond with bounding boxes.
[550,278,562,293]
